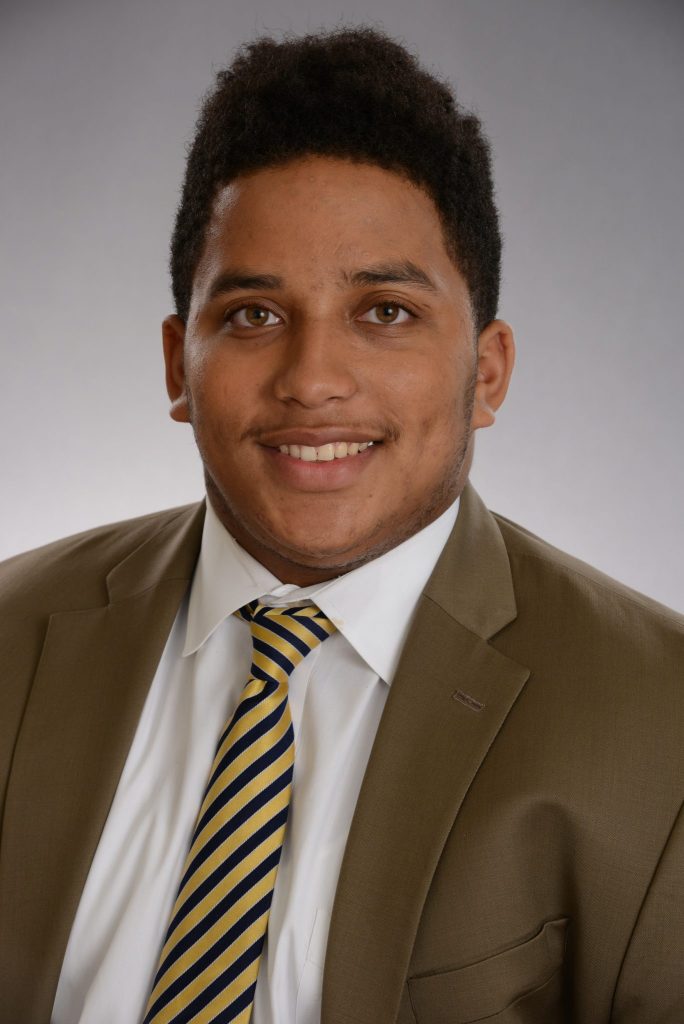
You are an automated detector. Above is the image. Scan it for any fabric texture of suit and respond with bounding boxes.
[1,483,682,1024]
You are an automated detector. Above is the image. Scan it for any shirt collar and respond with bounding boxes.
[183,499,281,656]
[184,497,460,684]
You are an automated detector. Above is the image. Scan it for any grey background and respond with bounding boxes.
[1,0,682,610]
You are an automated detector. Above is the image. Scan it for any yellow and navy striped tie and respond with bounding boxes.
[143,600,336,1024]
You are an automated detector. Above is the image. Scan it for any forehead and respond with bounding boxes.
[196,156,462,291]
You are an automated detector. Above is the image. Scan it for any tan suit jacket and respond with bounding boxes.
[1,484,682,1023]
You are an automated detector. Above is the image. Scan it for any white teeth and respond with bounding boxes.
[277,440,376,461]
[317,443,335,461]
[279,443,301,458]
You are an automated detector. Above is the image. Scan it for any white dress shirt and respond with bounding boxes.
[52,496,459,1024]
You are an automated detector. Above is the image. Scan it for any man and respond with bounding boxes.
[1,26,682,1024]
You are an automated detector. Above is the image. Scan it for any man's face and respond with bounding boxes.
[164,156,512,583]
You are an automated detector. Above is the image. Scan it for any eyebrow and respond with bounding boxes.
[205,259,437,303]
[207,271,284,302]
[347,261,437,292]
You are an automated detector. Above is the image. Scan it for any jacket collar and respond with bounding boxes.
[424,481,517,639]
[106,501,206,602]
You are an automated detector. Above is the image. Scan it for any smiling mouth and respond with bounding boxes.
[277,441,378,462]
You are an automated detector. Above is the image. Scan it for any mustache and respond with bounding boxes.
[184,391,399,443]
[240,421,401,443]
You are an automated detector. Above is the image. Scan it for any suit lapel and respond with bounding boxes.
[322,485,530,1023]
[0,504,204,1022]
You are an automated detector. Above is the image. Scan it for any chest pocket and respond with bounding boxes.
[407,917,569,1024]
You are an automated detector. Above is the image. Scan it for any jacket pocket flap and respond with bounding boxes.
[408,916,569,1023]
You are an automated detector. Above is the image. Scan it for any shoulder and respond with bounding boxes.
[0,504,202,618]
[495,510,682,624]
[491,510,684,679]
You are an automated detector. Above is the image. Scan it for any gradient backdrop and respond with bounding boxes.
[2,0,683,610]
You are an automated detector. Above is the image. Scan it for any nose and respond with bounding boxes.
[272,319,358,408]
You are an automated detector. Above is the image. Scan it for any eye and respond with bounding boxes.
[227,305,282,328]
[358,302,413,325]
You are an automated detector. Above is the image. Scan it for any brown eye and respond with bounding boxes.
[358,302,412,326]
[375,303,400,323]
[244,306,270,326]
[229,305,281,328]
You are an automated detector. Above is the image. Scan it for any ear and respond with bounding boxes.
[471,319,515,430]
[162,315,190,423]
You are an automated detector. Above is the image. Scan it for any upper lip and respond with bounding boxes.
[258,427,384,448]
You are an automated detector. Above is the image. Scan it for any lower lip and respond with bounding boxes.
[262,445,379,490]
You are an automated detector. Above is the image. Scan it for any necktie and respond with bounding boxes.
[143,600,336,1024]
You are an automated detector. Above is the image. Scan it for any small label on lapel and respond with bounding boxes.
[452,689,485,712]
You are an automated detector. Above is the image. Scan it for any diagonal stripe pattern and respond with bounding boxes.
[143,600,336,1024]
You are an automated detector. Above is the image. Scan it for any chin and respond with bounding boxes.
[271,521,422,575]
[267,530,367,569]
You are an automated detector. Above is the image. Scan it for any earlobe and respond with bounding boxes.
[162,315,190,423]
[471,319,515,431]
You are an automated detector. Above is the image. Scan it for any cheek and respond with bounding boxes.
[187,355,247,441]
[399,355,469,435]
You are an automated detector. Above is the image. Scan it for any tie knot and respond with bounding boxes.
[236,600,336,684]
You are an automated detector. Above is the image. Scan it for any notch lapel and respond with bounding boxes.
[322,485,530,1023]
[0,504,204,1023]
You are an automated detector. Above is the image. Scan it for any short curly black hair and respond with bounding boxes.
[171,27,501,334]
